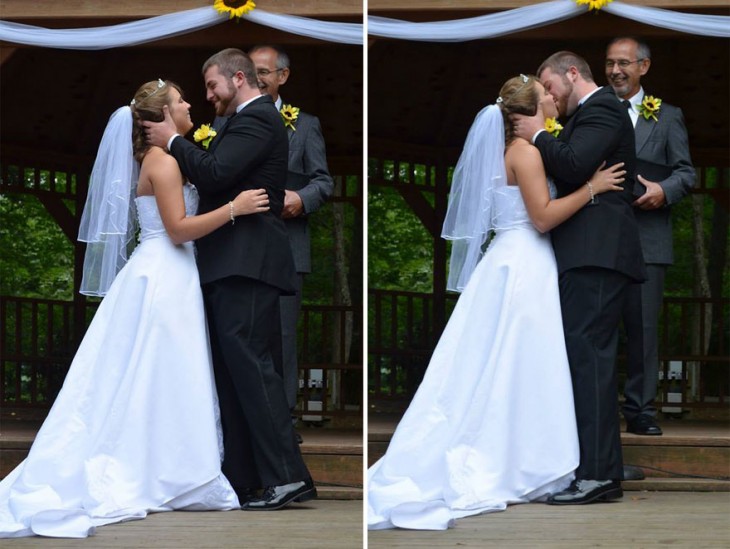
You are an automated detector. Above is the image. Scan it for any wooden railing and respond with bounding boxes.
[0,296,362,422]
[369,289,729,412]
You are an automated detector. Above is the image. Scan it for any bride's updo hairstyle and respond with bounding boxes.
[496,75,539,145]
[130,79,183,162]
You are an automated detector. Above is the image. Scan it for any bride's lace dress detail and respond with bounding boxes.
[0,184,238,539]
[368,184,579,530]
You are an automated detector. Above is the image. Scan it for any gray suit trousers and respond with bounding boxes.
[622,264,667,420]
[279,273,304,417]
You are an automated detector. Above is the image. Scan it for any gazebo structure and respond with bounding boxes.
[0,0,363,458]
[367,1,729,415]
[366,0,729,495]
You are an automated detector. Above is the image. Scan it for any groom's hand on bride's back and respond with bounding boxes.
[143,105,178,150]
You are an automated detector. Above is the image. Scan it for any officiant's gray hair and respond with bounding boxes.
[537,51,594,83]
[248,44,291,70]
[607,36,652,61]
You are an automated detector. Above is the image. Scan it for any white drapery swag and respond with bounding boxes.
[0,6,364,48]
[368,0,730,41]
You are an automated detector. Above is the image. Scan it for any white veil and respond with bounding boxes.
[78,106,139,296]
[441,104,506,292]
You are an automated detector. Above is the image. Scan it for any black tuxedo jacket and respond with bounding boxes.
[534,86,646,282]
[170,95,297,292]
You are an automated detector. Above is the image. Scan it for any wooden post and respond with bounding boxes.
[432,157,448,342]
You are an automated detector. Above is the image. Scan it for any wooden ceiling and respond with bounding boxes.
[0,1,363,168]
[368,9,730,166]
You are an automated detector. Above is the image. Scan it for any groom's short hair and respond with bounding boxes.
[537,51,594,83]
[202,48,258,88]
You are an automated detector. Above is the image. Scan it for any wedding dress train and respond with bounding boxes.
[0,184,238,538]
[368,185,580,530]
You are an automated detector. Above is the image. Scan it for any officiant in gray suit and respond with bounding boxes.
[248,44,335,439]
[605,37,695,438]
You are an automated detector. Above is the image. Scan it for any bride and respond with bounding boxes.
[0,79,270,538]
[367,74,626,530]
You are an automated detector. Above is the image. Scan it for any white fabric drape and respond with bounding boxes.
[0,6,364,49]
[369,1,582,42]
[604,3,729,38]
[367,0,730,41]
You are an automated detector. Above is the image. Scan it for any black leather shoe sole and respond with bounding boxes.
[242,485,317,511]
[627,426,663,435]
[547,486,623,505]
[294,486,317,503]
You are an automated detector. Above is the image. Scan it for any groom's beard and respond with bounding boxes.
[560,79,577,118]
[213,81,239,117]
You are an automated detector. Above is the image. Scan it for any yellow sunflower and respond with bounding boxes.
[193,124,217,149]
[280,104,300,131]
[637,95,662,122]
[213,0,256,20]
[575,0,613,11]
[544,117,563,138]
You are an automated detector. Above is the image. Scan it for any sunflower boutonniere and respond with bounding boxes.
[193,123,217,149]
[213,0,256,21]
[544,117,563,138]
[575,0,613,11]
[280,104,300,131]
[637,95,662,122]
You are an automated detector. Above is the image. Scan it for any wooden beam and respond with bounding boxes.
[0,0,363,19]
[395,185,438,238]
[36,193,77,242]
[368,0,730,11]
[0,47,16,66]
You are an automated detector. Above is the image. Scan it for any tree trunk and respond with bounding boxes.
[690,192,712,402]
[330,176,353,410]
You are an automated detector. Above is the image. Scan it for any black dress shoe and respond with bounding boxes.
[627,414,663,436]
[623,465,646,481]
[547,479,623,505]
[234,487,259,505]
[241,478,317,511]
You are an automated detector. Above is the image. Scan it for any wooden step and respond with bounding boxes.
[0,422,363,500]
[368,417,730,489]
[624,478,730,492]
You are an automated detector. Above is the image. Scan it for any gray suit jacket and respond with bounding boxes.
[284,105,334,273]
[633,98,695,265]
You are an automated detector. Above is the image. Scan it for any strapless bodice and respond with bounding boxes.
[135,183,199,241]
[492,180,557,231]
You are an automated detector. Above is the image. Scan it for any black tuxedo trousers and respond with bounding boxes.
[203,276,309,489]
[559,267,629,481]
[536,87,646,481]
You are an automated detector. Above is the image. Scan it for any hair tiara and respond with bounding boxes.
[496,74,530,104]
[130,78,166,106]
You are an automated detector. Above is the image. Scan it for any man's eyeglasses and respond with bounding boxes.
[605,59,645,69]
[256,68,284,77]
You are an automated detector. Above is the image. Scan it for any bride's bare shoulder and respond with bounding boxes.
[505,138,541,165]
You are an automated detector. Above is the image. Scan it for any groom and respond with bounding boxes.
[144,48,316,510]
[513,51,646,504]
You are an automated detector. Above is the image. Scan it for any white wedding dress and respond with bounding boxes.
[368,184,580,530]
[0,184,239,538]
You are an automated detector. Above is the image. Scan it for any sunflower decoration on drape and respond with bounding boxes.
[575,0,613,11]
[214,0,256,21]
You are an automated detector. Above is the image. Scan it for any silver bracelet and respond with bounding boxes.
[588,182,595,204]
[229,201,235,225]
